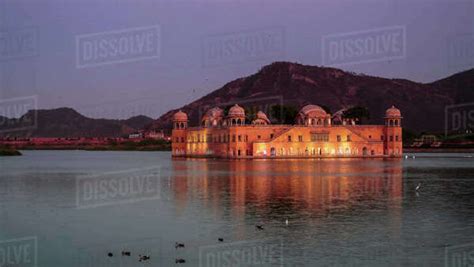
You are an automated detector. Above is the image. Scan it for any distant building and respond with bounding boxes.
[171,104,403,158]
[128,132,143,139]
[411,134,442,148]
[144,130,165,140]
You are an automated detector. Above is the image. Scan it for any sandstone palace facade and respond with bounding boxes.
[171,104,403,159]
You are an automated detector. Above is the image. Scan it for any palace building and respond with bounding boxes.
[171,104,403,158]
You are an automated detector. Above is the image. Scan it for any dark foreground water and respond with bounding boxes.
[1,151,474,267]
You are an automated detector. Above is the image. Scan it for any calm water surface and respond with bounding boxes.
[1,151,474,266]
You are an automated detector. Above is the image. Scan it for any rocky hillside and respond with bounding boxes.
[152,62,472,132]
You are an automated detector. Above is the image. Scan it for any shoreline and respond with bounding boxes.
[0,149,22,156]
[4,147,474,155]
[404,148,474,153]
[16,146,171,151]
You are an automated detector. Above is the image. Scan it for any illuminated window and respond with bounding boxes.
[310,133,329,142]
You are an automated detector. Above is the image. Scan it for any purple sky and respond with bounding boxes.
[0,0,472,119]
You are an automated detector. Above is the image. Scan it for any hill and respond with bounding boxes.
[152,62,472,132]
[0,107,153,137]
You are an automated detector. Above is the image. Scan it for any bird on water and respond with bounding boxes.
[415,182,421,191]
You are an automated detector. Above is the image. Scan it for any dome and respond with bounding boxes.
[202,107,224,121]
[299,104,327,118]
[331,108,346,123]
[385,105,402,118]
[252,111,270,125]
[201,107,224,127]
[228,104,245,117]
[173,110,188,121]
[204,107,224,118]
[256,111,269,120]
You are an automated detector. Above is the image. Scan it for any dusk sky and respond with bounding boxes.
[0,0,472,119]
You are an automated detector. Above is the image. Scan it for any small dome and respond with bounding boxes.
[228,104,245,117]
[201,107,224,127]
[385,105,402,118]
[252,111,270,125]
[204,107,224,118]
[256,111,269,120]
[331,108,346,124]
[173,110,188,121]
[299,104,327,117]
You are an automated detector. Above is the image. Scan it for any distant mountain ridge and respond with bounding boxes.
[1,62,472,137]
[152,62,473,132]
[0,107,153,137]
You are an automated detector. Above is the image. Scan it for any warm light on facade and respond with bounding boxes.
[171,104,403,158]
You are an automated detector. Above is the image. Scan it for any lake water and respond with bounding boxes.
[1,151,474,266]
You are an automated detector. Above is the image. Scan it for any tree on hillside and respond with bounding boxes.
[343,106,370,124]
[318,104,332,114]
[271,105,299,124]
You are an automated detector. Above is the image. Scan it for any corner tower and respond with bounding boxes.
[171,110,188,156]
[384,105,403,157]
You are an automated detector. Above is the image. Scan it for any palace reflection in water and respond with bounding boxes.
[170,158,402,223]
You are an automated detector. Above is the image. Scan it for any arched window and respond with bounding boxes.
[180,122,184,128]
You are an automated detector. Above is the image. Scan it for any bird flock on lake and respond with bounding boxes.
[104,222,282,264]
